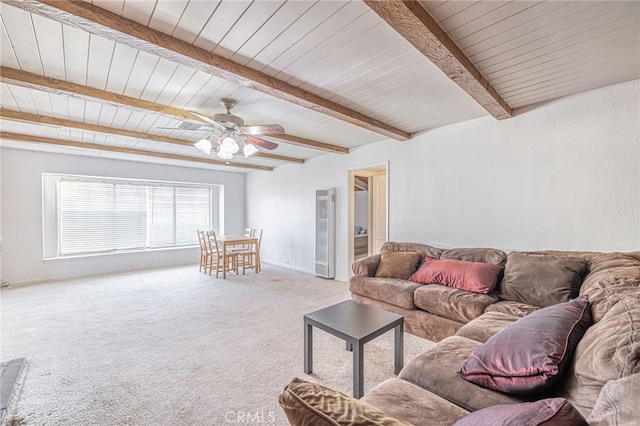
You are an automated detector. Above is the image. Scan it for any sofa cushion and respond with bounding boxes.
[455,311,520,343]
[459,295,592,394]
[278,377,411,426]
[562,297,640,417]
[500,253,588,307]
[484,300,540,317]
[453,398,587,426]
[375,251,422,280]
[349,276,422,310]
[380,241,443,260]
[410,258,503,294]
[588,373,640,425]
[352,253,381,277]
[582,275,640,322]
[414,284,499,323]
[579,251,640,297]
[399,336,527,412]
[361,378,469,426]
[440,247,507,265]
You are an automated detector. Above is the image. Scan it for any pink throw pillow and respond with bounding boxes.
[409,257,502,294]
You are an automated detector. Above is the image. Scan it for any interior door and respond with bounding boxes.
[372,174,387,254]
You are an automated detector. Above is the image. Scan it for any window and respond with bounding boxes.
[43,174,220,258]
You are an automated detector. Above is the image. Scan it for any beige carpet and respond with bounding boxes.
[1,264,434,425]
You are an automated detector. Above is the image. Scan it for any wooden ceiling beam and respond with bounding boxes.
[0,66,198,121]
[267,133,349,154]
[0,108,305,164]
[364,0,512,120]
[0,131,273,171]
[3,0,411,141]
[0,66,342,155]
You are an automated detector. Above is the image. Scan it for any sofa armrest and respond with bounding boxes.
[279,377,411,426]
[352,253,382,277]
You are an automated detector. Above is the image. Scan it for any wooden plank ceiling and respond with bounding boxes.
[0,0,638,172]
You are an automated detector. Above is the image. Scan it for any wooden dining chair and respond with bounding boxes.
[206,231,239,278]
[238,229,262,274]
[197,230,210,273]
[232,228,255,252]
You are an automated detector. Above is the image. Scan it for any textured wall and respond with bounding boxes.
[0,150,246,284]
[247,80,640,282]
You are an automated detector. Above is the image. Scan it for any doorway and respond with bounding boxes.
[348,164,388,273]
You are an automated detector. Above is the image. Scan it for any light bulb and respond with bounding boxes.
[217,151,233,160]
[219,136,239,154]
[243,143,259,158]
[194,138,212,155]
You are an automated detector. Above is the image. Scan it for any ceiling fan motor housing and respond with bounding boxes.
[211,113,244,128]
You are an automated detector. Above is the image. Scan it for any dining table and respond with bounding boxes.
[216,234,260,279]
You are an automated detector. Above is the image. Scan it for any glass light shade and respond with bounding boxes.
[243,143,259,158]
[219,136,239,154]
[216,151,233,160]
[194,138,212,155]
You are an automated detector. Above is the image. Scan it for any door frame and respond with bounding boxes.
[348,162,389,276]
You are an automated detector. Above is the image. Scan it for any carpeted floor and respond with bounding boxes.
[1,264,434,425]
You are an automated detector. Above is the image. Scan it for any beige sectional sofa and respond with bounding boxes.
[280,242,640,425]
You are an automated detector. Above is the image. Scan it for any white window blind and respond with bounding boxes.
[47,175,216,258]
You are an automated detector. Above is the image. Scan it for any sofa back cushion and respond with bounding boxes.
[440,247,507,266]
[579,252,640,306]
[561,297,640,418]
[582,276,640,322]
[380,242,443,259]
[500,253,588,308]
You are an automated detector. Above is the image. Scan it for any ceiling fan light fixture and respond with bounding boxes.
[217,150,233,160]
[194,138,212,155]
[219,136,239,154]
[243,143,259,158]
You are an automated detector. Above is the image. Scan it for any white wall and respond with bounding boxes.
[0,150,246,284]
[247,80,640,282]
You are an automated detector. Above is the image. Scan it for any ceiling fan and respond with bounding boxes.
[187,98,282,160]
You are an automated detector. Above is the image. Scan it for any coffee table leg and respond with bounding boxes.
[353,340,364,399]
[394,322,404,374]
[304,320,313,374]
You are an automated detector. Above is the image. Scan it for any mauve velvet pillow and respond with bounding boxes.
[409,257,503,294]
[458,295,592,394]
[453,398,588,426]
[375,251,422,280]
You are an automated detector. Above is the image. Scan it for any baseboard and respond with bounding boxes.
[262,260,315,276]
[1,262,198,288]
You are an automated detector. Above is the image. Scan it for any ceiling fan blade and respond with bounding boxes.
[241,124,284,135]
[189,111,227,131]
[244,135,278,150]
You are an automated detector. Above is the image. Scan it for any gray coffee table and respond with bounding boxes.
[304,300,404,398]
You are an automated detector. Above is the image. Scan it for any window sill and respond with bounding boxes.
[43,245,199,262]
